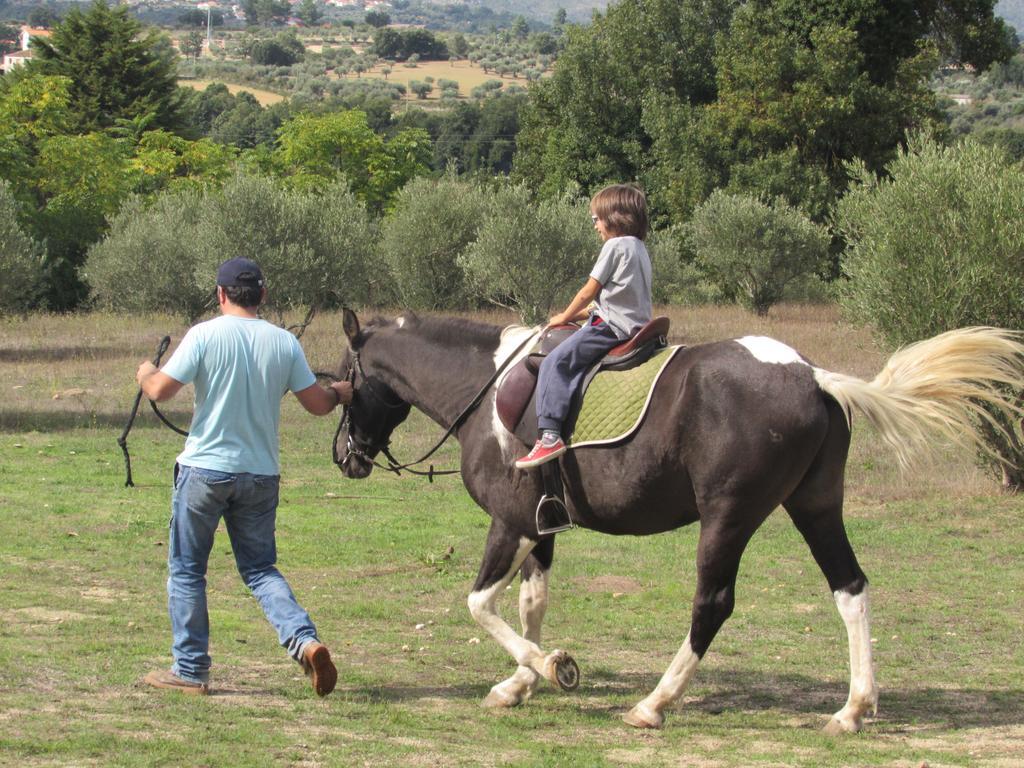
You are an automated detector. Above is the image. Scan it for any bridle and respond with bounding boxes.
[331,332,537,482]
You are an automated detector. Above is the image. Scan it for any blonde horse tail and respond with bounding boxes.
[812,327,1024,470]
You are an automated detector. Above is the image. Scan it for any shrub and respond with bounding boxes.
[687,191,829,316]
[377,173,489,309]
[85,190,209,322]
[199,174,375,332]
[86,174,376,332]
[0,182,45,315]
[836,133,1024,487]
[460,186,597,324]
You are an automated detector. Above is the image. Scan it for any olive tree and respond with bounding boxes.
[0,182,45,315]
[85,190,209,322]
[687,191,829,316]
[460,185,597,324]
[199,173,375,334]
[836,134,1024,488]
[86,174,375,334]
[377,173,490,309]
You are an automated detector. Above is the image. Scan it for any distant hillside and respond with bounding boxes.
[997,0,1024,34]
[436,0,608,24]
[463,1,1024,29]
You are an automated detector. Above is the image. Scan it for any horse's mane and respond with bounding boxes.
[369,312,508,349]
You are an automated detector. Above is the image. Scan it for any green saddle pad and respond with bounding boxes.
[569,346,681,448]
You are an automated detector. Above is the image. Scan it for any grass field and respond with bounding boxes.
[1,305,1022,766]
[348,60,526,100]
[178,78,287,106]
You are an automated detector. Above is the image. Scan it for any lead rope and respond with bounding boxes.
[118,335,189,487]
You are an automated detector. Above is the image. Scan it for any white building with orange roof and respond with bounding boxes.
[2,25,51,73]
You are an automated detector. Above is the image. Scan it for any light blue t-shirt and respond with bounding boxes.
[161,314,317,475]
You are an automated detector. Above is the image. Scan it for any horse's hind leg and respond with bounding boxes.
[625,513,760,729]
[784,455,878,733]
[484,537,555,707]
[468,522,575,707]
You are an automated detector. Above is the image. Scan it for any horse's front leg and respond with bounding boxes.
[468,522,577,707]
[483,537,555,708]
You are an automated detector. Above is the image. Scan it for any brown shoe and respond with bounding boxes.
[300,641,337,697]
[144,669,209,695]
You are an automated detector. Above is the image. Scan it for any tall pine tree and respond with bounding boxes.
[27,0,182,134]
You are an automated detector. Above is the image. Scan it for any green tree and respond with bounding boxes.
[26,6,61,28]
[377,173,490,309]
[131,130,238,194]
[460,186,597,323]
[88,175,376,329]
[26,0,182,133]
[200,174,375,330]
[409,80,432,99]
[517,0,1014,224]
[687,190,829,316]
[274,110,431,209]
[0,22,18,56]
[511,15,529,40]
[0,181,45,315]
[250,32,304,66]
[34,131,137,309]
[181,29,205,61]
[298,0,323,26]
[364,9,390,27]
[516,0,732,199]
[85,190,210,322]
[836,134,1024,488]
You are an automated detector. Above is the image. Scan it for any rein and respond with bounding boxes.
[118,336,190,487]
[332,331,537,481]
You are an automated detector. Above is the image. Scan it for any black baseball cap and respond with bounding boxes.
[217,257,265,288]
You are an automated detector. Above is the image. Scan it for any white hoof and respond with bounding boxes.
[623,703,664,729]
[483,686,521,708]
[823,712,863,735]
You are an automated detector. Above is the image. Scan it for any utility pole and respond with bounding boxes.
[206,5,212,52]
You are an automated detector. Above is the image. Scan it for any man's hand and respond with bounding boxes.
[136,361,183,401]
[330,381,353,406]
[136,360,157,387]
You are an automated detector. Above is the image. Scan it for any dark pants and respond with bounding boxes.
[536,317,620,434]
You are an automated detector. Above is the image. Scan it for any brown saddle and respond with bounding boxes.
[495,316,670,437]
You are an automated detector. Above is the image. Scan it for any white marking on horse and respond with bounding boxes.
[830,588,878,732]
[490,326,542,456]
[735,336,809,366]
[467,537,541,668]
[625,633,700,727]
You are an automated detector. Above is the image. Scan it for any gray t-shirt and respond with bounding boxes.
[589,235,653,339]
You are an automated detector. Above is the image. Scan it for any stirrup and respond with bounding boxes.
[536,493,574,535]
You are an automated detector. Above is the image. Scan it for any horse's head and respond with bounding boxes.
[333,309,412,479]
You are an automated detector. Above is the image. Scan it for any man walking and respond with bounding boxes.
[136,257,352,697]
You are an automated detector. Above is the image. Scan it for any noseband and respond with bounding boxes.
[331,349,411,475]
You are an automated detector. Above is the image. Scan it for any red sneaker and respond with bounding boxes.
[515,438,567,469]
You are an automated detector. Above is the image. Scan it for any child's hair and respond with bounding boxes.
[590,184,648,240]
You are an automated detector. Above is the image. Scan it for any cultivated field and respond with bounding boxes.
[350,59,526,100]
[178,78,286,106]
[1,306,1022,766]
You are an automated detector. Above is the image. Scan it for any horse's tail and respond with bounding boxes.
[812,327,1024,470]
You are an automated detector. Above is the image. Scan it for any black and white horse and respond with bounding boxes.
[334,309,1023,732]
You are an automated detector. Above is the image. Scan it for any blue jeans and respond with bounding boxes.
[167,465,318,684]
[536,316,621,434]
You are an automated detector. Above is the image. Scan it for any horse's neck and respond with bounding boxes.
[377,323,502,429]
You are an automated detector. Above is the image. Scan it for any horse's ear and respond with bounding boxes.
[342,308,360,344]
